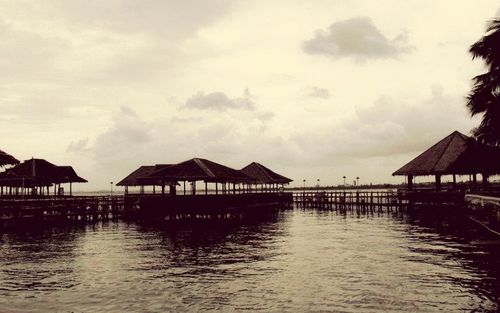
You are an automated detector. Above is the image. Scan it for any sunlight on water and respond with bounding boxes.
[1,209,499,312]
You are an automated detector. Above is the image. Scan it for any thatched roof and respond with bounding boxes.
[393,131,500,176]
[0,158,87,186]
[0,149,19,167]
[240,162,292,184]
[143,158,251,183]
[54,166,88,183]
[116,164,173,186]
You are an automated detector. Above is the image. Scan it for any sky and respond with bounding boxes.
[0,0,498,190]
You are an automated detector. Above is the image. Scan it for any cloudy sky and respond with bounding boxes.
[0,0,498,190]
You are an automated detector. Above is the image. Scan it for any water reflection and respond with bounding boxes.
[0,209,499,312]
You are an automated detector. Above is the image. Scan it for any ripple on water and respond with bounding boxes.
[0,210,499,312]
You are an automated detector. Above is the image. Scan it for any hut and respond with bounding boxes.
[240,162,292,192]
[116,164,176,194]
[141,158,252,195]
[0,158,87,196]
[0,149,19,167]
[393,131,500,190]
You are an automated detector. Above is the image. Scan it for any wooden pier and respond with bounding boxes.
[293,189,466,212]
[293,191,405,212]
[0,196,123,225]
[123,192,293,220]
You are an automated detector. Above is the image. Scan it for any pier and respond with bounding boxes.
[293,189,466,212]
[0,196,123,225]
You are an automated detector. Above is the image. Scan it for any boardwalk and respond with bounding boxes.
[0,196,123,225]
[293,191,405,212]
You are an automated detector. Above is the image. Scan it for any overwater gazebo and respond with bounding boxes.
[0,158,87,196]
[0,149,19,167]
[240,162,292,191]
[117,164,176,194]
[393,131,500,190]
[141,158,252,195]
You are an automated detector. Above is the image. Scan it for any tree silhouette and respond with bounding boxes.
[467,18,500,145]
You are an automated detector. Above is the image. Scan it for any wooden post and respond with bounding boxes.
[452,174,456,189]
[183,181,186,195]
[125,186,129,195]
[170,184,176,195]
[407,175,413,191]
[215,182,218,195]
[205,181,208,195]
[473,174,477,189]
[482,173,489,189]
[435,174,441,191]
[161,180,165,194]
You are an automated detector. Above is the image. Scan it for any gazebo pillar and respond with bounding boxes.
[482,173,489,189]
[452,175,456,189]
[215,182,218,195]
[407,175,413,191]
[125,186,129,195]
[205,181,208,195]
[161,181,165,195]
[170,184,176,196]
[69,183,72,196]
[473,174,477,189]
[435,174,441,191]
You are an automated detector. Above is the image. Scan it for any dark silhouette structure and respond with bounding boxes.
[0,158,87,196]
[393,131,500,190]
[116,164,176,194]
[240,162,292,191]
[0,149,19,167]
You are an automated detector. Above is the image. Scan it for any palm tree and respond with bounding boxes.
[467,18,500,145]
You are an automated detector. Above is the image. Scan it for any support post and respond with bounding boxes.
[435,174,441,191]
[407,175,413,191]
[482,173,489,189]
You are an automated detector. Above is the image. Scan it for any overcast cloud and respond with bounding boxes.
[0,1,497,190]
[303,17,414,60]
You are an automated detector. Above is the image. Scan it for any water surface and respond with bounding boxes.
[1,209,499,312]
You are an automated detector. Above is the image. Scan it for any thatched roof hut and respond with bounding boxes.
[393,131,500,190]
[240,162,292,184]
[0,158,87,188]
[144,158,251,183]
[117,164,172,186]
[0,149,19,167]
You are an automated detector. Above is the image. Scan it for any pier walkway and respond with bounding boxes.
[0,196,123,225]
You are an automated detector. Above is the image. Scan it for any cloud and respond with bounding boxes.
[93,106,152,159]
[48,0,232,38]
[307,87,331,99]
[292,86,475,161]
[184,88,255,111]
[302,17,414,60]
[67,139,89,152]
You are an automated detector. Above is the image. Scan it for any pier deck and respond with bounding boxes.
[0,196,123,225]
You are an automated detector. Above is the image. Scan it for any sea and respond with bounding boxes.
[1,207,499,312]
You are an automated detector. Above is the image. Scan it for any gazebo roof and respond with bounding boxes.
[0,149,19,167]
[116,164,173,186]
[143,158,251,183]
[0,158,87,186]
[240,162,292,184]
[393,131,500,176]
